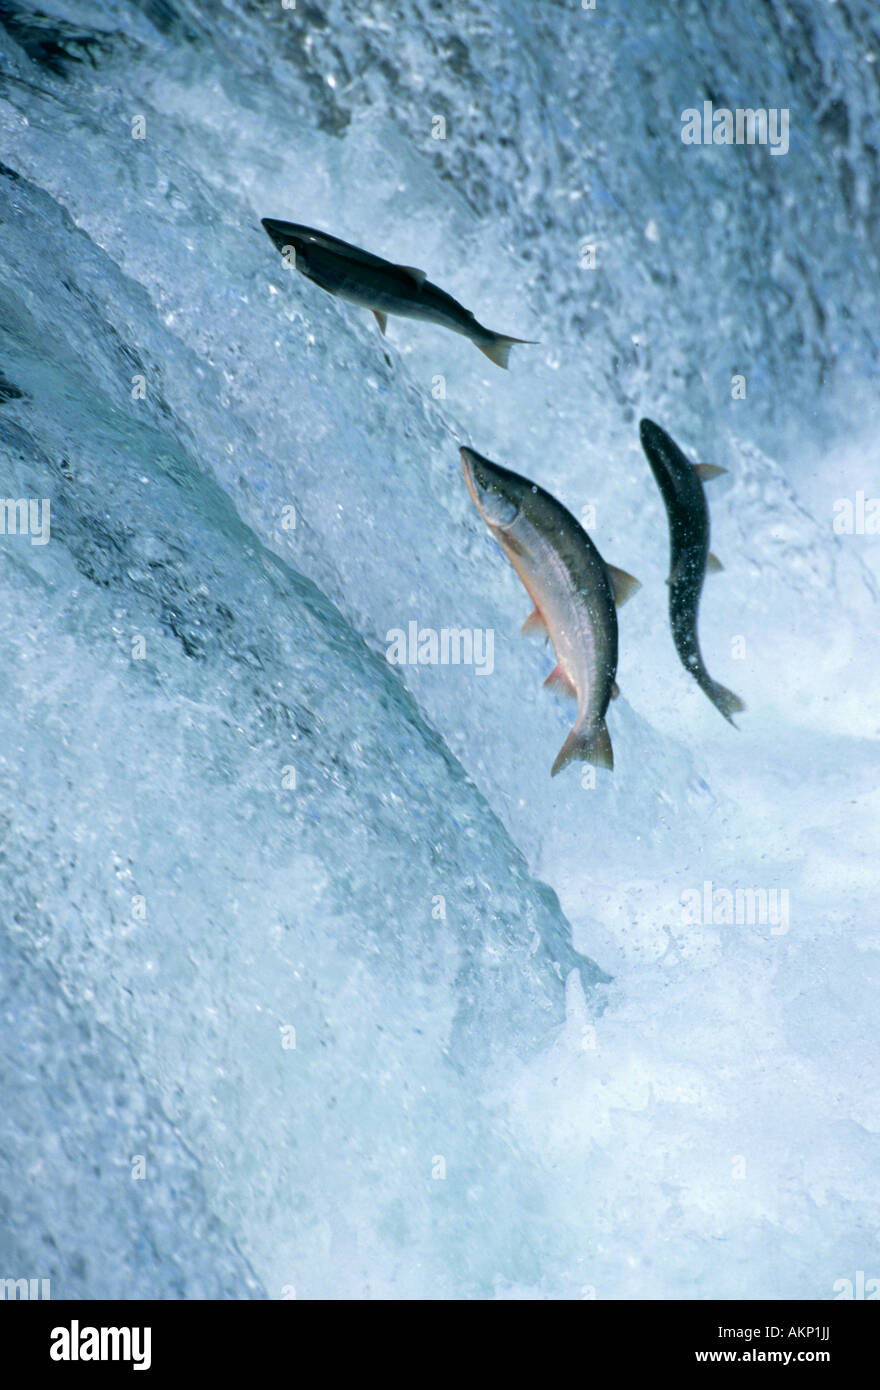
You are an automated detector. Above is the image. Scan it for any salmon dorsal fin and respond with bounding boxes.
[400,265,427,289]
[695,462,727,482]
[605,564,641,607]
[551,718,613,776]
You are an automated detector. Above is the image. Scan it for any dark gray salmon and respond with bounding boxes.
[639,418,745,726]
[261,220,534,368]
[460,446,639,775]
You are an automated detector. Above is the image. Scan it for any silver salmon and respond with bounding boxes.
[461,446,639,774]
[639,417,745,725]
[261,219,534,368]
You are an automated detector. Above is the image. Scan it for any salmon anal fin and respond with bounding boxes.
[695,463,727,482]
[373,310,388,334]
[543,665,578,699]
[551,718,613,777]
[605,563,641,607]
[521,607,547,638]
[707,552,724,573]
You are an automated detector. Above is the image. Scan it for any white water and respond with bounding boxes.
[1,0,879,1298]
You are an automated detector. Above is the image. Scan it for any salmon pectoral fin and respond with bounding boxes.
[475,334,536,370]
[551,718,613,777]
[543,664,578,698]
[521,606,548,638]
[707,552,724,573]
[605,564,641,607]
[695,463,727,482]
[373,310,388,335]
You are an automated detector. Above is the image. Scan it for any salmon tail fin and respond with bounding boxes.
[551,717,613,777]
[476,334,537,370]
[702,678,746,727]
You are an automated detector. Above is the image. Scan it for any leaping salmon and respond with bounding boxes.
[460,446,639,775]
[261,219,535,368]
[639,417,745,726]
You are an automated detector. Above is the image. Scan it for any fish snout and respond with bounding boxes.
[639,417,677,488]
[460,447,520,528]
[639,418,667,453]
[460,446,484,503]
[261,218,301,259]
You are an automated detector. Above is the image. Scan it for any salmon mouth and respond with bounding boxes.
[261,218,303,255]
[461,446,497,521]
[460,447,481,509]
[639,418,675,488]
[639,418,667,453]
[460,447,519,528]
